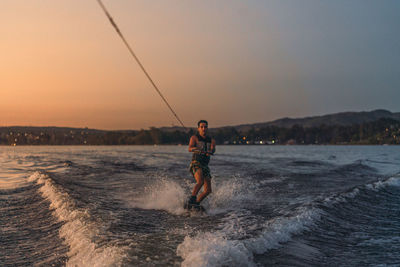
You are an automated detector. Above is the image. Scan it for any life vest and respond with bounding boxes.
[192,134,212,165]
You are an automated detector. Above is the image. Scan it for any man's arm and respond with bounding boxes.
[210,139,216,154]
[188,135,198,152]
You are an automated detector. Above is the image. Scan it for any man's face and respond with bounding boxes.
[198,122,208,136]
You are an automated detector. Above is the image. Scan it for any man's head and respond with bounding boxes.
[197,120,208,137]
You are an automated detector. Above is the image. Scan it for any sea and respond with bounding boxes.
[1,145,399,266]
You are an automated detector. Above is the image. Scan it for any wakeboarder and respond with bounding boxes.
[185,120,216,210]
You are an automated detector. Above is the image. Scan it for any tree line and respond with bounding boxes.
[1,118,399,145]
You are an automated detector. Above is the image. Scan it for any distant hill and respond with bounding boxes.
[232,109,400,132]
[1,109,400,145]
[3,110,399,134]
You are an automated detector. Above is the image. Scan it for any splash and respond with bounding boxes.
[177,231,255,267]
[206,176,257,214]
[244,208,320,254]
[175,172,321,266]
[128,178,187,215]
[324,174,400,205]
[367,175,400,190]
[28,172,126,267]
[177,207,321,267]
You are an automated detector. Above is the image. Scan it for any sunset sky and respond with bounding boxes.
[1,0,399,130]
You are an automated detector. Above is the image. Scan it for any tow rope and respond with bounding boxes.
[96,0,187,130]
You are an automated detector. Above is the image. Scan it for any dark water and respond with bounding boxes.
[1,145,399,266]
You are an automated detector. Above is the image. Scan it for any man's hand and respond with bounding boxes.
[192,149,213,156]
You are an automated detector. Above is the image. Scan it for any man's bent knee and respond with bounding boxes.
[194,170,204,181]
[196,180,204,186]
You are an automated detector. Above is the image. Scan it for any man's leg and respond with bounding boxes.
[192,169,204,198]
[197,177,212,203]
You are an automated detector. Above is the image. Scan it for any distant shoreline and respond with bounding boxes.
[2,120,399,146]
[2,110,399,146]
[1,144,398,147]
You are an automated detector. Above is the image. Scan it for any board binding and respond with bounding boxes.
[183,202,206,212]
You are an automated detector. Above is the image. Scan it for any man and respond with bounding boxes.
[185,120,216,209]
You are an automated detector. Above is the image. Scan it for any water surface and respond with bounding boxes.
[1,145,399,266]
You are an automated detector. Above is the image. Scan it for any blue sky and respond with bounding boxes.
[265,0,400,115]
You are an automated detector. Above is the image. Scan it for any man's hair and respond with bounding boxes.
[197,120,208,127]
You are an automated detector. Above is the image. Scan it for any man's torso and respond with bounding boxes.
[191,134,211,165]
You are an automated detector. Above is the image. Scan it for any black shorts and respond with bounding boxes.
[189,160,211,179]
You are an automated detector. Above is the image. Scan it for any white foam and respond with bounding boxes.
[177,207,321,267]
[177,232,255,267]
[206,176,257,215]
[384,176,400,187]
[323,187,361,205]
[128,178,187,215]
[367,176,400,191]
[175,175,322,266]
[28,172,126,267]
[322,175,400,205]
[245,208,320,254]
[322,175,399,208]
[124,174,257,217]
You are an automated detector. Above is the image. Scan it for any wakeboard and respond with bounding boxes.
[183,201,206,213]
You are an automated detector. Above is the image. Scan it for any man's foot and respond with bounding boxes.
[184,196,200,209]
[188,196,198,204]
